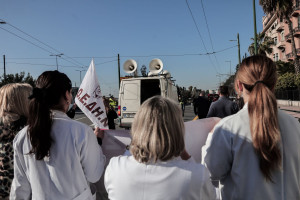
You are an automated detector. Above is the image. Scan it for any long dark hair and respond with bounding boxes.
[236,55,280,181]
[28,71,71,160]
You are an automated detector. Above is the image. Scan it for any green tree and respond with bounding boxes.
[0,72,35,87]
[276,61,295,75]
[276,72,298,90]
[248,32,274,56]
[259,0,300,74]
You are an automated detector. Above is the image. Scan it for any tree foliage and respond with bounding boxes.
[0,72,35,87]
[276,61,295,75]
[276,72,298,90]
[248,32,274,56]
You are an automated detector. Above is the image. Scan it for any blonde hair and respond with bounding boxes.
[235,55,280,181]
[0,83,32,124]
[130,96,185,163]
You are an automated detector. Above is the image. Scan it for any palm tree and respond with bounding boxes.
[259,0,300,74]
[248,32,275,56]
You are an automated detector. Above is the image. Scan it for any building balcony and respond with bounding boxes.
[276,41,285,49]
[286,52,294,61]
[294,27,300,37]
[292,6,300,17]
[276,24,284,32]
[286,49,300,61]
[286,33,292,43]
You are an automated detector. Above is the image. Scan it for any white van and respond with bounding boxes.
[118,75,178,129]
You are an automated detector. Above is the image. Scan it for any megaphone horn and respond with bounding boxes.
[149,58,163,75]
[123,59,137,74]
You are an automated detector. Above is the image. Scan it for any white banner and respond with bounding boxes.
[75,59,108,129]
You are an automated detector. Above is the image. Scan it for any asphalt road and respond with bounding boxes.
[73,105,197,129]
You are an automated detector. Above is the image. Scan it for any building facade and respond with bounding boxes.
[262,0,300,62]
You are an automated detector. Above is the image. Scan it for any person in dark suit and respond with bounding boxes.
[193,91,211,119]
[207,85,238,118]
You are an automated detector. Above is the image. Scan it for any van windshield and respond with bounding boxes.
[141,79,161,104]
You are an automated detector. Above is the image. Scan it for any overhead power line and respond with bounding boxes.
[6,61,84,68]
[5,45,237,61]
[0,26,54,54]
[199,0,220,70]
[0,19,84,67]
[184,0,218,73]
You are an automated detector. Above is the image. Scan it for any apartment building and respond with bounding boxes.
[262,0,300,62]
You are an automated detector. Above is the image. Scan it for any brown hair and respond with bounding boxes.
[0,83,32,124]
[28,71,71,160]
[130,96,185,163]
[235,55,280,181]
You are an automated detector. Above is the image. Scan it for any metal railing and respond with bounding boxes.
[276,89,300,101]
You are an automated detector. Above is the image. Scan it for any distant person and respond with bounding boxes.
[0,83,32,200]
[194,91,211,119]
[234,94,244,110]
[206,85,238,118]
[66,103,77,118]
[204,55,300,199]
[103,98,118,130]
[105,96,216,200]
[10,71,106,200]
[179,96,185,116]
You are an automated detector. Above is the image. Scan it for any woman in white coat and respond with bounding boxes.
[204,55,300,200]
[10,70,105,200]
[105,96,216,200]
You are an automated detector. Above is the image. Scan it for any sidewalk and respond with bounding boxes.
[278,104,300,119]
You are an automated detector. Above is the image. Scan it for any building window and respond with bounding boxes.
[281,31,285,41]
[273,54,275,61]
[274,37,278,45]
[275,53,279,61]
[297,0,300,7]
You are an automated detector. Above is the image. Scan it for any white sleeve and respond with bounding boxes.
[204,124,233,181]
[10,141,32,200]
[80,127,106,183]
[200,169,217,200]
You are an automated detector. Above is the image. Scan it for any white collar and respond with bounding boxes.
[51,110,69,119]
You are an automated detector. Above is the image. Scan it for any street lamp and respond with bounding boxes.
[75,69,86,85]
[50,53,63,71]
[229,33,241,66]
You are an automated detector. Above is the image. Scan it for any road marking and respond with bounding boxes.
[74,117,87,121]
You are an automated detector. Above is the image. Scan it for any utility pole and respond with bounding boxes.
[237,33,241,65]
[253,0,258,55]
[229,33,241,68]
[3,55,6,81]
[50,53,63,71]
[118,54,120,89]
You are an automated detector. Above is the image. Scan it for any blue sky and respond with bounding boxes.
[1,0,265,97]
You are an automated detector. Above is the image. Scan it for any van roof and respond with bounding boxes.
[121,76,166,81]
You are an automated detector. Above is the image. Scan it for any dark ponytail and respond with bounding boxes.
[28,71,71,160]
[236,55,281,182]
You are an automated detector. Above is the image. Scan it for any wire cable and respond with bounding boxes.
[199,0,220,70]
[0,26,55,54]
[1,19,84,67]
[184,0,218,73]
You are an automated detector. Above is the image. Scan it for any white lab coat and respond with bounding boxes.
[10,110,106,200]
[203,104,300,200]
[105,155,216,200]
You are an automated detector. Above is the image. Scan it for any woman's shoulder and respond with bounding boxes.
[13,126,29,149]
